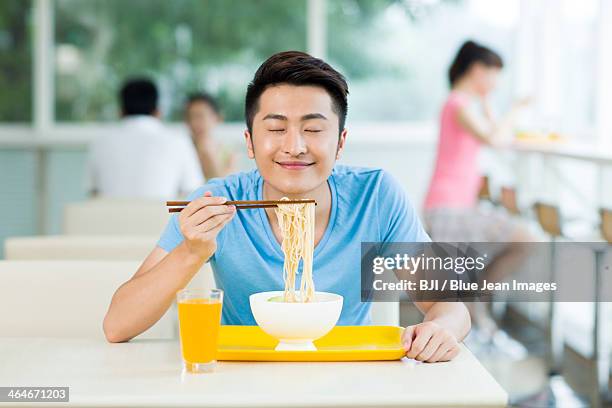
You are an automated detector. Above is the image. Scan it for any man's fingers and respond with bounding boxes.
[180,192,227,218]
[405,328,433,359]
[186,203,235,228]
[402,322,461,362]
[416,334,443,362]
[427,342,453,363]
[441,346,460,361]
[195,212,235,241]
[402,326,416,351]
[195,210,235,233]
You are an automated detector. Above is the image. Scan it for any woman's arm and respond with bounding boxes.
[191,137,237,180]
[193,137,226,179]
[457,98,529,145]
[400,301,471,363]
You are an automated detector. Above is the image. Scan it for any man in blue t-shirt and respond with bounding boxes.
[103,51,470,363]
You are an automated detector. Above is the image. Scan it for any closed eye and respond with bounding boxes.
[305,129,322,133]
[269,129,285,132]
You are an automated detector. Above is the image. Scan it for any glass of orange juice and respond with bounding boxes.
[177,288,223,373]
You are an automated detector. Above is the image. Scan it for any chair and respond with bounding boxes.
[533,202,564,375]
[0,260,175,339]
[534,202,562,237]
[477,175,493,202]
[500,186,521,215]
[3,235,217,338]
[370,302,400,326]
[63,198,168,235]
[590,208,612,407]
[5,235,157,261]
[600,208,612,243]
[4,234,215,292]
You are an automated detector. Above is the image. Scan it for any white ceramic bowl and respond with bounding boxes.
[249,291,343,351]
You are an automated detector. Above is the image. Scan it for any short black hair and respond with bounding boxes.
[245,51,349,134]
[119,78,158,116]
[448,40,504,87]
[185,92,221,115]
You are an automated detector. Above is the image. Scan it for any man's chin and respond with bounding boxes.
[269,179,323,197]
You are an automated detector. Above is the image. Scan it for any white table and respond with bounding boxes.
[0,338,507,407]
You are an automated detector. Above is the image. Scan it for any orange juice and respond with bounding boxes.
[177,298,222,364]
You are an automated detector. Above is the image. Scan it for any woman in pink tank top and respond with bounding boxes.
[423,41,533,346]
[423,40,529,242]
[424,90,483,210]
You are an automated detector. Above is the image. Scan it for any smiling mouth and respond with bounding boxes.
[275,161,315,170]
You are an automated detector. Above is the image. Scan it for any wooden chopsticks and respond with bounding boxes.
[166,199,316,213]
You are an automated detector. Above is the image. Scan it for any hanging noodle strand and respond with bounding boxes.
[274,198,316,302]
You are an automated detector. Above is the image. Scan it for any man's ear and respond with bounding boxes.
[335,128,348,160]
[244,129,255,159]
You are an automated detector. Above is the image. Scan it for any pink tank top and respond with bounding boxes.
[424,91,483,210]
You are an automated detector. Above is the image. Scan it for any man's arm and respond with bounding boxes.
[414,300,471,341]
[373,171,469,362]
[103,193,235,342]
[390,254,471,362]
[102,243,205,343]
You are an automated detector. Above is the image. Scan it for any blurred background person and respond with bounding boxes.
[423,40,533,350]
[184,92,237,179]
[88,78,203,199]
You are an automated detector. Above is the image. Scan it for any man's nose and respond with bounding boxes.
[282,127,307,156]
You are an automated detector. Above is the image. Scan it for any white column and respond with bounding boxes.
[515,0,538,127]
[536,0,562,128]
[307,0,327,59]
[33,0,54,134]
[516,0,536,97]
[595,0,612,147]
[515,0,542,203]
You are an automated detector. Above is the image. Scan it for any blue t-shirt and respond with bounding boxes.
[158,165,430,325]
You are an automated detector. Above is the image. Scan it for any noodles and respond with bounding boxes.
[274,198,316,302]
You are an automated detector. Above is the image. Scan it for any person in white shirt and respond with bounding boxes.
[89,78,204,200]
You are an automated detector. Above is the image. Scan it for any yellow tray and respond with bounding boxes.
[217,325,405,361]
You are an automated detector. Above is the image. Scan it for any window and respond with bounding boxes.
[0,0,605,134]
[54,0,307,122]
[517,0,599,139]
[0,0,33,122]
[558,0,598,135]
[327,0,519,123]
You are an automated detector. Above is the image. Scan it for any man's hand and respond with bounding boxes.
[178,191,235,260]
[402,321,461,363]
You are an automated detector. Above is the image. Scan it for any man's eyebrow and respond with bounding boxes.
[301,113,327,121]
[262,113,327,121]
[262,113,287,121]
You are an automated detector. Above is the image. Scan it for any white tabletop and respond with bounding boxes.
[0,337,507,408]
[499,140,612,165]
